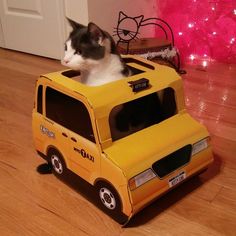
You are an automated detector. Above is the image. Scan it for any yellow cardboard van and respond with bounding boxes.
[32,55,213,224]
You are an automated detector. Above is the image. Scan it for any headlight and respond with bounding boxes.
[129,169,156,191]
[191,137,210,156]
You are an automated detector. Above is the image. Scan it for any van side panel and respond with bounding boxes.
[33,78,103,185]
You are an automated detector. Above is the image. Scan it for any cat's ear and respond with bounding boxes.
[134,15,144,26]
[66,17,85,30]
[88,22,105,45]
[118,11,128,22]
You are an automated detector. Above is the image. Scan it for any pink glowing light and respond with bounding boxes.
[188,23,194,28]
[189,54,195,61]
[202,60,208,67]
[157,0,236,65]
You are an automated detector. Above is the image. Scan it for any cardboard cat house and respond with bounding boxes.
[32,55,213,224]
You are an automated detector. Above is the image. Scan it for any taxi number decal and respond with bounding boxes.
[168,171,186,188]
[74,147,94,163]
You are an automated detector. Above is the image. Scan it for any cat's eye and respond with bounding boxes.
[75,49,82,55]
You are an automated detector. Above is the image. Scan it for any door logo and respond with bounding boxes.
[74,147,95,163]
[40,125,55,139]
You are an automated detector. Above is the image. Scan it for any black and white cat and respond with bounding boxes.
[62,18,130,86]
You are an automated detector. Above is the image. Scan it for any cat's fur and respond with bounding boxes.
[62,18,130,86]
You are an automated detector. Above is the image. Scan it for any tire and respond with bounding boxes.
[48,149,67,177]
[96,181,122,214]
[95,181,129,224]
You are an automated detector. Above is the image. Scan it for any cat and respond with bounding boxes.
[62,18,131,86]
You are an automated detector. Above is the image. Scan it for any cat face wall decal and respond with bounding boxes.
[113,11,144,42]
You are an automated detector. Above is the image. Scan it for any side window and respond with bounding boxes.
[45,87,95,143]
[37,85,43,114]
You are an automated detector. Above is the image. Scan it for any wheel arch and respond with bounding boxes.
[46,145,67,166]
[94,178,123,210]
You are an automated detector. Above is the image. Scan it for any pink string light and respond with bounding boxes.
[157,0,236,65]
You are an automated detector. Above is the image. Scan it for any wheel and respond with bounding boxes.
[48,149,67,177]
[95,181,128,224]
[96,181,122,213]
[99,186,117,210]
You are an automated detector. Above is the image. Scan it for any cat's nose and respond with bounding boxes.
[62,59,70,65]
[63,59,69,64]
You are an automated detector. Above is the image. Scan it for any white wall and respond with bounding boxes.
[64,0,89,36]
[0,19,4,47]
[87,0,158,38]
[64,0,158,39]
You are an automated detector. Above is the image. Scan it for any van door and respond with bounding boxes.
[33,84,45,151]
[65,100,100,183]
[39,86,71,160]
[68,129,100,183]
[44,86,100,182]
[32,84,71,164]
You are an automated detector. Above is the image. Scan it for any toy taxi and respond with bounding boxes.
[32,55,213,224]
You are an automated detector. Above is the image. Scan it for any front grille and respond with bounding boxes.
[152,145,192,178]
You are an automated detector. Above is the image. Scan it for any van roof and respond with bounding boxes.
[40,55,181,117]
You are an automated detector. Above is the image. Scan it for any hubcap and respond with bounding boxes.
[99,187,116,210]
[51,155,63,174]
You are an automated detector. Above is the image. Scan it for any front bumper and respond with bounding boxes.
[126,147,213,217]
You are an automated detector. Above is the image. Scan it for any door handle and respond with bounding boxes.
[62,132,68,138]
[44,118,54,125]
[71,137,77,142]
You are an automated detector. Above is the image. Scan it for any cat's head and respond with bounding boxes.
[62,18,117,71]
[114,11,143,42]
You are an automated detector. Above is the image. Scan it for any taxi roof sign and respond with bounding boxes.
[128,78,150,92]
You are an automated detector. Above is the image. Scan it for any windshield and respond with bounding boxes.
[109,88,177,141]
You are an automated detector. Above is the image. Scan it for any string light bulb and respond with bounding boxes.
[190,54,195,61]
[230,38,235,44]
[202,60,208,67]
[188,23,194,28]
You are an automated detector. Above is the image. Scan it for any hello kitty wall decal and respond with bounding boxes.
[113,11,186,74]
